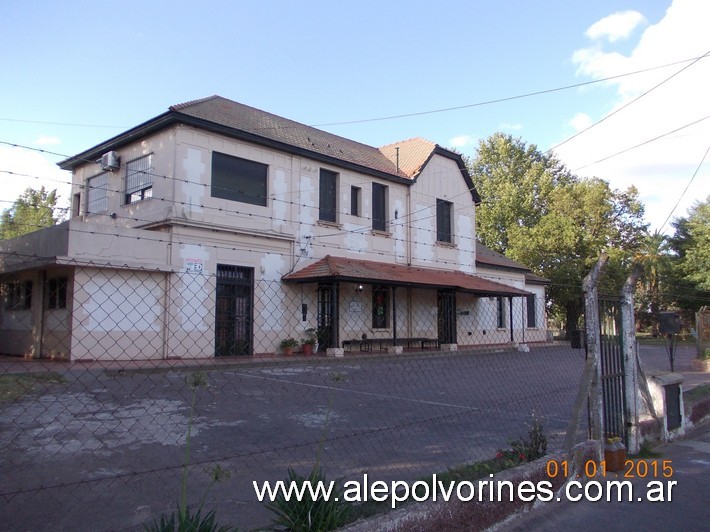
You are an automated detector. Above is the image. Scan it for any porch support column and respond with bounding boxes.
[508,295,514,343]
[392,286,398,344]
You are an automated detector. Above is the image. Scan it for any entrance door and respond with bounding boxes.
[437,290,456,345]
[215,264,253,356]
[317,283,338,352]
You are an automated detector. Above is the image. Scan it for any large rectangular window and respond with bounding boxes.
[211,152,267,206]
[527,294,537,328]
[86,173,108,214]
[319,169,337,222]
[436,199,453,243]
[372,183,387,231]
[124,154,153,204]
[372,285,389,329]
[4,280,32,310]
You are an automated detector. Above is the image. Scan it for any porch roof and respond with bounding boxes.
[282,255,530,297]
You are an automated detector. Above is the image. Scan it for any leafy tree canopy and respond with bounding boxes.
[0,187,61,240]
[468,133,648,333]
[673,196,710,291]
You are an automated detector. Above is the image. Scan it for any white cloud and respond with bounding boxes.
[0,145,72,212]
[569,113,593,132]
[449,134,476,148]
[35,135,61,146]
[558,0,710,233]
[499,122,522,131]
[585,10,646,42]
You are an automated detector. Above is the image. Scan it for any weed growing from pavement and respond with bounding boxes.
[508,412,547,462]
[266,371,353,531]
[630,440,662,459]
[145,371,234,532]
[0,372,66,402]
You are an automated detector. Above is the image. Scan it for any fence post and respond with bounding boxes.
[582,254,608,452]
[621,265,642,454]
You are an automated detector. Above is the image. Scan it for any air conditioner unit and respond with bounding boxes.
[101,151,120,171]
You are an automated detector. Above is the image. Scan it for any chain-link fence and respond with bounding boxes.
[1,257,595,530]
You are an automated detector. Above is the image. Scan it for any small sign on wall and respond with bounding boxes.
[349,300,363,313]
[185,258,204,274]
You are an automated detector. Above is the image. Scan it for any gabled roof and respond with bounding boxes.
[379,137,481,204]
[58,96,477,201]
[475,241,550,284]
[283,255,530,296]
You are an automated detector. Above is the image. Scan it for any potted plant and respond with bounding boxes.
[301,328,317,355]
[280,338,298,356]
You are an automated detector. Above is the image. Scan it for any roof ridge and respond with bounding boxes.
[169,95,221,111]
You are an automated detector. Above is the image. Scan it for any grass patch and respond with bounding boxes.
[629,440,662,459]
[0,372,66,402]
[685,383,710,403]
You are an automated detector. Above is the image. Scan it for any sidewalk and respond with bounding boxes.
[505,418,710,531]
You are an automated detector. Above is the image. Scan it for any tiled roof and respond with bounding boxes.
[476,241,529,272]
[475,241,551,284]
[283,255,530,296]
[379,137,437,178]
[170,95,410,179]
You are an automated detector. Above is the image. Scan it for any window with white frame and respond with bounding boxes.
[527,294,537,328]
[436,198,453,243]
[372,183,388,231]
[46,277,68,309]
[86,172,108,214]
[124,154,153,204]
[319,169,337,222]
[496,296,506,328]
[4,280,32,310]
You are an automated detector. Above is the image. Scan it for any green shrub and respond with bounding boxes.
[145,505,232,532]
[266,467,351,532]
[508,413,547,462]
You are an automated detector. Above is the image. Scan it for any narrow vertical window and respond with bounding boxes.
[372,285,389,329]
[372,183,387,231]
[350,186,361,216]
[436,199,452,243]
[86,173,108,214]
[526,294,537,328]
[319,169,337,222]
[496,296,505,328]
[72,193,81,217]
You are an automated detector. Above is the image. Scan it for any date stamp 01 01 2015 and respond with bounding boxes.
[545,458,675,480]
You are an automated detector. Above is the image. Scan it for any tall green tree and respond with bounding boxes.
[675,196,710,291]
[467,133,575,253]
[468,134,647,335]
[0,187,60,240]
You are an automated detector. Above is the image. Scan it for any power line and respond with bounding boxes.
[548,50,710,153]
[310,56,707,127]
[573,115,710,171]
[658,142,710,233]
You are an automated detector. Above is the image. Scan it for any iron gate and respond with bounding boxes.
[598,296,627,444]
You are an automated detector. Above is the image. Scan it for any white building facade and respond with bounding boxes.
[0,96,548,361]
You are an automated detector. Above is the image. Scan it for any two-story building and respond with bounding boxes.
[0,96,547,361]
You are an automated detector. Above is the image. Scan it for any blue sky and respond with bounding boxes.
[1,0,708,234]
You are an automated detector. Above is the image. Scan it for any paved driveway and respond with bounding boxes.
[1,343,692,530]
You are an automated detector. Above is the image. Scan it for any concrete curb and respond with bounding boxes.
[340,442,599,532]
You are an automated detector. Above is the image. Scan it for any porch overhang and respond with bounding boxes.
[282,255,530,297]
